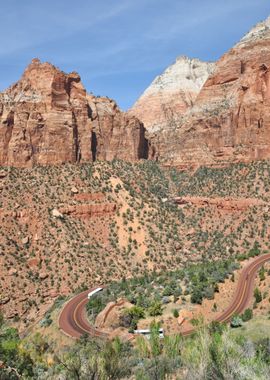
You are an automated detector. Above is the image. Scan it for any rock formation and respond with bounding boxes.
[174,196,265,212]
[88,95,148,162]
[59,202,117,219]
[0,59,147,167]
[149,16,270,168]
[130,56,214,134]
[2,14,270,169]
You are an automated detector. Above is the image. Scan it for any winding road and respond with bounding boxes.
[59,253,270,339]
[59,287,108,339]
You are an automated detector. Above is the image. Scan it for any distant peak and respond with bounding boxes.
[175,56,213,65]
[238,15,270,45]
[31,58,41,64]
[26,58,59,71]
[136,56,214,99]
[176,55,189,62]
[23,59,81,82]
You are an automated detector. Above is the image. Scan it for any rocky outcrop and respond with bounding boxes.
[129,56,214,135]
[0,59,147,167]
[174,196,265,212]
[59,202,116,219]
[2,15,270,170]
[88,95,148,162]
[95,299,132,329]
[151,16,270,168]
[0,59,90,166]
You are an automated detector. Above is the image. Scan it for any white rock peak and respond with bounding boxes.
[135,56,214,100]
[238,15,270,46]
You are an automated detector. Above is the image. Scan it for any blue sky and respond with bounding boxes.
[0,1,270,110]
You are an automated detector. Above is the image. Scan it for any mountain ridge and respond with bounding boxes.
[129,56,214,134]
[0,58,147,167]
[142,14,270,168]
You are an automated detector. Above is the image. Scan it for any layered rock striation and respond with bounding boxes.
[130,56,214,134]
[88,95,148,162]
[0,59,147,167]
[149,16,270,168]
[2,14,270,169]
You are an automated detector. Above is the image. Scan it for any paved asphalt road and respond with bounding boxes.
[59,253,270,339]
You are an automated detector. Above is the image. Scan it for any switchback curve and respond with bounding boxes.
[59,253,270,339]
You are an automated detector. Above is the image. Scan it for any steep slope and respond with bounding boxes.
[0,59,147,167]
[130,56,214,135]
[1,160,270,328]
[153,16,270,168]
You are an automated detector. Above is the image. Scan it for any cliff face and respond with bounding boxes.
[2,15,270,170]
[0,59,147,167]
[88,95,148,162]
[152,16,270,168]
[129,56,214,134]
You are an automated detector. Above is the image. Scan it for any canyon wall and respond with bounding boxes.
[0,59,147,167]
[1,16,270,169]
[148,16,270,168]
[88,95,148,162]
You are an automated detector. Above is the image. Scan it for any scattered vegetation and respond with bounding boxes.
[86,258,240,330]
[1,313,270,379]
[1,157,270,378]
[1,159,270,326]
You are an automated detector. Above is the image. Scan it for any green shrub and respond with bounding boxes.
[173,309,179,318]
[230,315,243,328]
[241,308,253,322]
[148,301,163,316]
[254,288,262,303]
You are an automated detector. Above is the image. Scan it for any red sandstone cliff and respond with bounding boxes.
[0,59,147,167]
[87,95,148,162]
[149,16,270,168]
[2,15,270,169]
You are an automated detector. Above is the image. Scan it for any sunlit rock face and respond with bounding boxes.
[130,56,214,134]
[146,16,270,168]
[87,94,148,162]
[0,59,148,167]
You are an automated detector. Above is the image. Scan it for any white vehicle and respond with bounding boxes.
[134,328,164,339]
[87,287,103,299]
